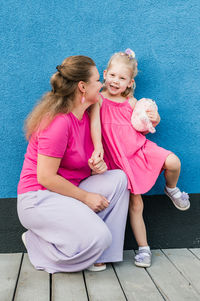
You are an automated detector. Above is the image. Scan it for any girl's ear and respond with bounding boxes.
[128,79,135,88]
[103,70,107,80]
[77,81,86,93]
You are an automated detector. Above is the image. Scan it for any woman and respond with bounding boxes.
[17,55,129,273]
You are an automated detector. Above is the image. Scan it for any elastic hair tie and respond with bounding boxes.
[56,65,69,81]
[124,48,136,60]
[56,65,61,72]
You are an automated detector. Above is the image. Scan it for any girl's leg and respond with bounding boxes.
[129,194,151,267]
[163,154,190,210]
[163,153,181,188]
[129,194,147,247]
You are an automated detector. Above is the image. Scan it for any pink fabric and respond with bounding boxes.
[100,95,171,194]
[18,112,93,194]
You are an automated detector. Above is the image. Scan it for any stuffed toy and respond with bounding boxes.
[131,98,158,133]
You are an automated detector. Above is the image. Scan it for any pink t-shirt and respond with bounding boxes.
[17,112,94,194]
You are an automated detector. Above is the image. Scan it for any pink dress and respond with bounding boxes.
[100,94,171,194]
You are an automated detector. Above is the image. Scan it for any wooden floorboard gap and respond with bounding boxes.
[11,253,24,301]
[145,267,166,301]
[111,263,128,301]
[82,271,90,301]
[49,273,52,301]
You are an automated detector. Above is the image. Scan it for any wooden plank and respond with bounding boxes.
[147,249,200,301]
[14,254,49,301]
[84,263,126,301]
[162,249,200,295]
[52,272,88,301]
[189,248,200,259]
[0,253,22,301]
[113,250,163,301]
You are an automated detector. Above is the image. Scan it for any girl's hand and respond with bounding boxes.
[91,145,104,162]
[146,109,160,126]
[88,157,107,174]
[84,192,110,212]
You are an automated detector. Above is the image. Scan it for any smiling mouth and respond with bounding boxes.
[110,85,119,90]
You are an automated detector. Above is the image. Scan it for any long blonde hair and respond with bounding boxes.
[103,51,138,97]
[25,55,96,140]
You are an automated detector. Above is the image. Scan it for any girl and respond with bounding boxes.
[90,49,190,268]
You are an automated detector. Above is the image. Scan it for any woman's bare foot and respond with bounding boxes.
[94,263,105,267]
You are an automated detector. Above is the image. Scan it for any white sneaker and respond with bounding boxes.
[87,264,106,272]
[22,232,27,248]
[164,187,190,211]
[134,249,152,268]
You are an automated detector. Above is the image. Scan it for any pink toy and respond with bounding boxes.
[131,98,158,133]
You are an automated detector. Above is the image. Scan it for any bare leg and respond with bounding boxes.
[163,153,190,210]
[163,153,181,188]
[129,194,148,247]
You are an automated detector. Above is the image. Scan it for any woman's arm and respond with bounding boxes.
[90,101,104,162]
[37,154,109,212]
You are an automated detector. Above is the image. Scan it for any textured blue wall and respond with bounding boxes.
[1,0,200,197]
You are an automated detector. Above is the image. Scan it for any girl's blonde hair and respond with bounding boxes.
[104,51,138,97]
[25,55,96,140]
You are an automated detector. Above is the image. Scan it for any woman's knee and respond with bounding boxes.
[111,169,128,189]
[164,154,181,171]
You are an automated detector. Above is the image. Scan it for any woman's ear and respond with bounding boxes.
[103,70,107,80]
[78,81,86,93]
[128,79,135,88]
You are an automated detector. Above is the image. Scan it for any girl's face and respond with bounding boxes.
[104,62,134,97]
[85,66,102,103]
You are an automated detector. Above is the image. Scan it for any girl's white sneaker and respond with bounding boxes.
[134,249,152,268]
[164,187,190,211]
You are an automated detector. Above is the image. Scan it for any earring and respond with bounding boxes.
[133,81,136,90]
[81,92,85,104]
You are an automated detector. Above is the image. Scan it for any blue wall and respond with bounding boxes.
[1,0,200,197]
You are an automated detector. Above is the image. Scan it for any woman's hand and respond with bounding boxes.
[84,192,110,212]
[146,109,160,127]
[88,156,107,175]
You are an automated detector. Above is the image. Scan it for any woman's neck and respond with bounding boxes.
[70,98,91,120]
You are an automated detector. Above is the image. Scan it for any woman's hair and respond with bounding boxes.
[104,51,138,97]
[25,55,96,140]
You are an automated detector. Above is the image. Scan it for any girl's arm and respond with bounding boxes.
[37,154,109,212]
[128,96,137,109]
[90,100,104,162]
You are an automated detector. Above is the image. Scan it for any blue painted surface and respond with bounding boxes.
[1,0,200,197]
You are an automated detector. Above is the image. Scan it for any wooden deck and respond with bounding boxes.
[1,249,200,301]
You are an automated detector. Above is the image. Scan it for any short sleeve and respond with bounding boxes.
[37,114,69,158]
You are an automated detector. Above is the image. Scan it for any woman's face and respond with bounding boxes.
[85,66,102,103]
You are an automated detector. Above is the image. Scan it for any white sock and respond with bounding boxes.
[166,186,181,198]
[139,246,151,255]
